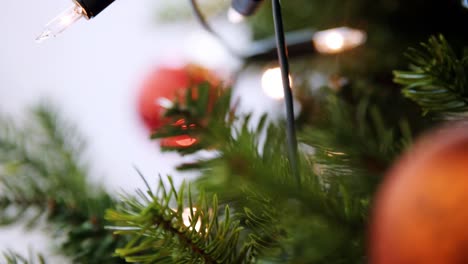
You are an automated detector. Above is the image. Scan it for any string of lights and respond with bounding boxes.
[36,0,115,42]
[36,0,367,189]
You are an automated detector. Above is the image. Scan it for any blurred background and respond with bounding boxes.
[0,0,256,259]
[2,0,468,261]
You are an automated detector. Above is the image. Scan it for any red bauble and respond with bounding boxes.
[370,122,468,264]
[138,64,220,148]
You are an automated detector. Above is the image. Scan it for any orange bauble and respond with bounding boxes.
[370,122,468,264]
[138,64,220,148]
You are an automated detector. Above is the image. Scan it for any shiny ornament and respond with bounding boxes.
[138,64,220,148]
[370,121,468,264]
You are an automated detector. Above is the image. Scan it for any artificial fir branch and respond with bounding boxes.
[0,104,126,264]
[1,35,465,263]
[394,35,468,118]
[300,93,412,182]
[1,250,46,264]
[106,177,244,263]
[150,85,376,262]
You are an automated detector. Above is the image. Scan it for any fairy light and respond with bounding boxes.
[313,27,367,54]
[181,208,202,232]
[36,0,115,43]
[36,4,85,43]
[323,31,345,51]
[261,67,293,100]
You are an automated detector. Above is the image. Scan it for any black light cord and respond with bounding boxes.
[188,0,242,59]
[188,0,301,187]
[244,29,317,62]
[188,0,317,64]
[272,0,300,188]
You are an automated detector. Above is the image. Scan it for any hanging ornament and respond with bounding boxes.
[138,64,221,148]
[370,121,468,264]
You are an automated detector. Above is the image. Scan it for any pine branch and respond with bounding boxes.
[152,83,233,155]
[301,94,411,177]
[151,85,371,262]
[394,35,468,118]
[297,92,415,229]
[106,176,245,263]
[1,250,46,264]
[0,103,125,264]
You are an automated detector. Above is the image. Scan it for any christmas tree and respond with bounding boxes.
[2,0,468,263]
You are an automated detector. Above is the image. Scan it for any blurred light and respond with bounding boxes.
[36,4,85,43]
[326,151,346,157]
[323,32,344,51]
[261,67,293,100]
[181,208,201,232]
[227,7,245,24]
[313,27,367,54]
[157,97,174,109]
[463,0,468,8]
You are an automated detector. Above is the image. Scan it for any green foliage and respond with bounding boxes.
[2,3,468,262]
[106,176,248,263]
[152,83,232,155]
[249,0,468,43]
[301,93,413,183]
[1,251,46,264]
[0,104,126,263]
[394,35,468,118]
[146,85,375,263]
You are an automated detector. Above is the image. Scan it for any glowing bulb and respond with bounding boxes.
[324,32,344,51]
[36,4,85,43]
[261,67,293,100]
[313,27,367,54]
[227,7,245,23]
[181,208,202,232]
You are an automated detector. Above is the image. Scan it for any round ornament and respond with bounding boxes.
[138,64,220,148]
[370,121,468,264]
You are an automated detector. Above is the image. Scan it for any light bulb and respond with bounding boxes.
[36,4,85,43]
[181,208,202,232]
[323,32,345,51]
[261,67,293,100]
[313,27,367,54]
[227,7,245,24]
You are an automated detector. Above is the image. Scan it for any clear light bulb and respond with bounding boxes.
[312,27,367,54]
[261,67,293,100]
[36,4,85,43]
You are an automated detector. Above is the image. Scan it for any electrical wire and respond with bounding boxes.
[188,0,301,188]
[272,0,301,189]
[188,0,242,59]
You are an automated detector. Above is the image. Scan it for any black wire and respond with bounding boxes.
[188,0,242,58]
[272,0,300,188]
[244,29,317,62]
[188,0,301,187]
